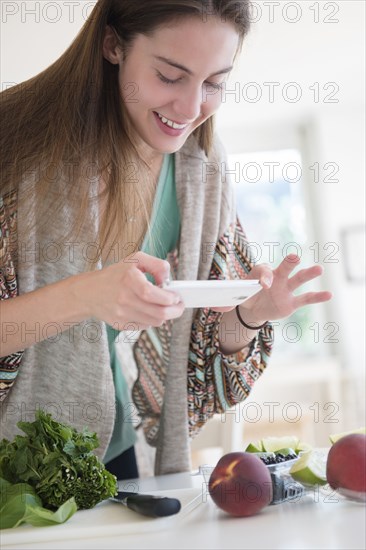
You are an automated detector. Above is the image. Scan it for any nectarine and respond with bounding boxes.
[208,452,272,517]
[326,434,366,494]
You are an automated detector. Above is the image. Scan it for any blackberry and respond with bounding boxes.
[258,452,298,466]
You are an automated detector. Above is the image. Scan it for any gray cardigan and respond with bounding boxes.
[0,134,256,475]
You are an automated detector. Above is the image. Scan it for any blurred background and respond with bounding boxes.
[2,1,364,470]
[196,0,366,466]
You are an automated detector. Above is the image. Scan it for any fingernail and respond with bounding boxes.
[263,277,272,287]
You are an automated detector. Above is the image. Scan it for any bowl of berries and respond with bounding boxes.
[244,435,309,473]
[254,450,300,472]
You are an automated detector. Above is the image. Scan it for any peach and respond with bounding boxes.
[326,434,366,493]
[208,452,272,517]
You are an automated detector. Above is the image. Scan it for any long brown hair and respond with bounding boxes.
[0,0,251,260]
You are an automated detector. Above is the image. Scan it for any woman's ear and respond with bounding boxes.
[103,25,121,65]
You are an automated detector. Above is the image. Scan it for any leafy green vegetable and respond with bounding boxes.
[0,478,77,529]
[0,410,117,511]
[23,497,77,527]
[1,478,40,529]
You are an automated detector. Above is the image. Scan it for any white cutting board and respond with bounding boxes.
[1,488,204,547]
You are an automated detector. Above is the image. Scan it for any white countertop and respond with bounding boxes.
[1,471,365,550]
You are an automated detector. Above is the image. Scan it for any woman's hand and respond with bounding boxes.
[77,251,184,331]
[213,254,332,355]
[0,251,184,357]
[212,254,332,325]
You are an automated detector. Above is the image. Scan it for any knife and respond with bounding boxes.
[110,491,182,517]
[270,472,305,505]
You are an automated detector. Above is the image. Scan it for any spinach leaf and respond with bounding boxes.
[0,479,40,529]
[0,478,77,529]
[23,498,77,527]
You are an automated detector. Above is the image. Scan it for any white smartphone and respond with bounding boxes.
[162,279,262,308]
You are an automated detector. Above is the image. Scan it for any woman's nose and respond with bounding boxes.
[172,86,203,122]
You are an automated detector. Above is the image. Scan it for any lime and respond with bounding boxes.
[296,441,312,453]
[262,436,300,453]
[289,450,327,486]
[274,447,296,456]
[245,441,263,453]
[329,427,366,444]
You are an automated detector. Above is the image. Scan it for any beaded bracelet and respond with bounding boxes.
[235,305,268,331]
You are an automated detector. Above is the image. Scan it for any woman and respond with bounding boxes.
[0,0,331,479]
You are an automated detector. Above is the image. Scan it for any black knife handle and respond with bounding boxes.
[125,494,181,517]
[270,472,304,504]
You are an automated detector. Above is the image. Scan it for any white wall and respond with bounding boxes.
[216,0,365,128]
[302,110,365,374]
[1,1,92,84]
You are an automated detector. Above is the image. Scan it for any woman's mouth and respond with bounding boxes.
[153,111,190,137]
[155,112,189,129]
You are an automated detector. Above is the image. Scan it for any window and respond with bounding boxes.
[229,148,330,357]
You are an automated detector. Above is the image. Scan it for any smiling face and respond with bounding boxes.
[104,17,239,158]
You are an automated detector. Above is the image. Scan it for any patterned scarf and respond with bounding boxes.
[132,220,273,445]
[0,191,24,401]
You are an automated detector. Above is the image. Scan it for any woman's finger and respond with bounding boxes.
[136,282,183,307]
[293,290,333,309]
[125,251,171,286]
[275,254,301,279]
[288,265,324,292]
[112,300,185,328]
[248,263,273,288]
[125,268,181,307]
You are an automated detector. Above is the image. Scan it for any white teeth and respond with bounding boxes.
[157,112,187,130]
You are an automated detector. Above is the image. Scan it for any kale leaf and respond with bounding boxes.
[0,410,117,510]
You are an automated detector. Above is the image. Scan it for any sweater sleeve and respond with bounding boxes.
[0,190,24,401]
[187,217,274,437]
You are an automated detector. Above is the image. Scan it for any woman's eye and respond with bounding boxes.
[157,71,223,90]
[157,72,181,85]
[205,81,224,91]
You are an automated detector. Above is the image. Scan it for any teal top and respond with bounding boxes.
[142,154,180,260]
[104,153,179,463]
